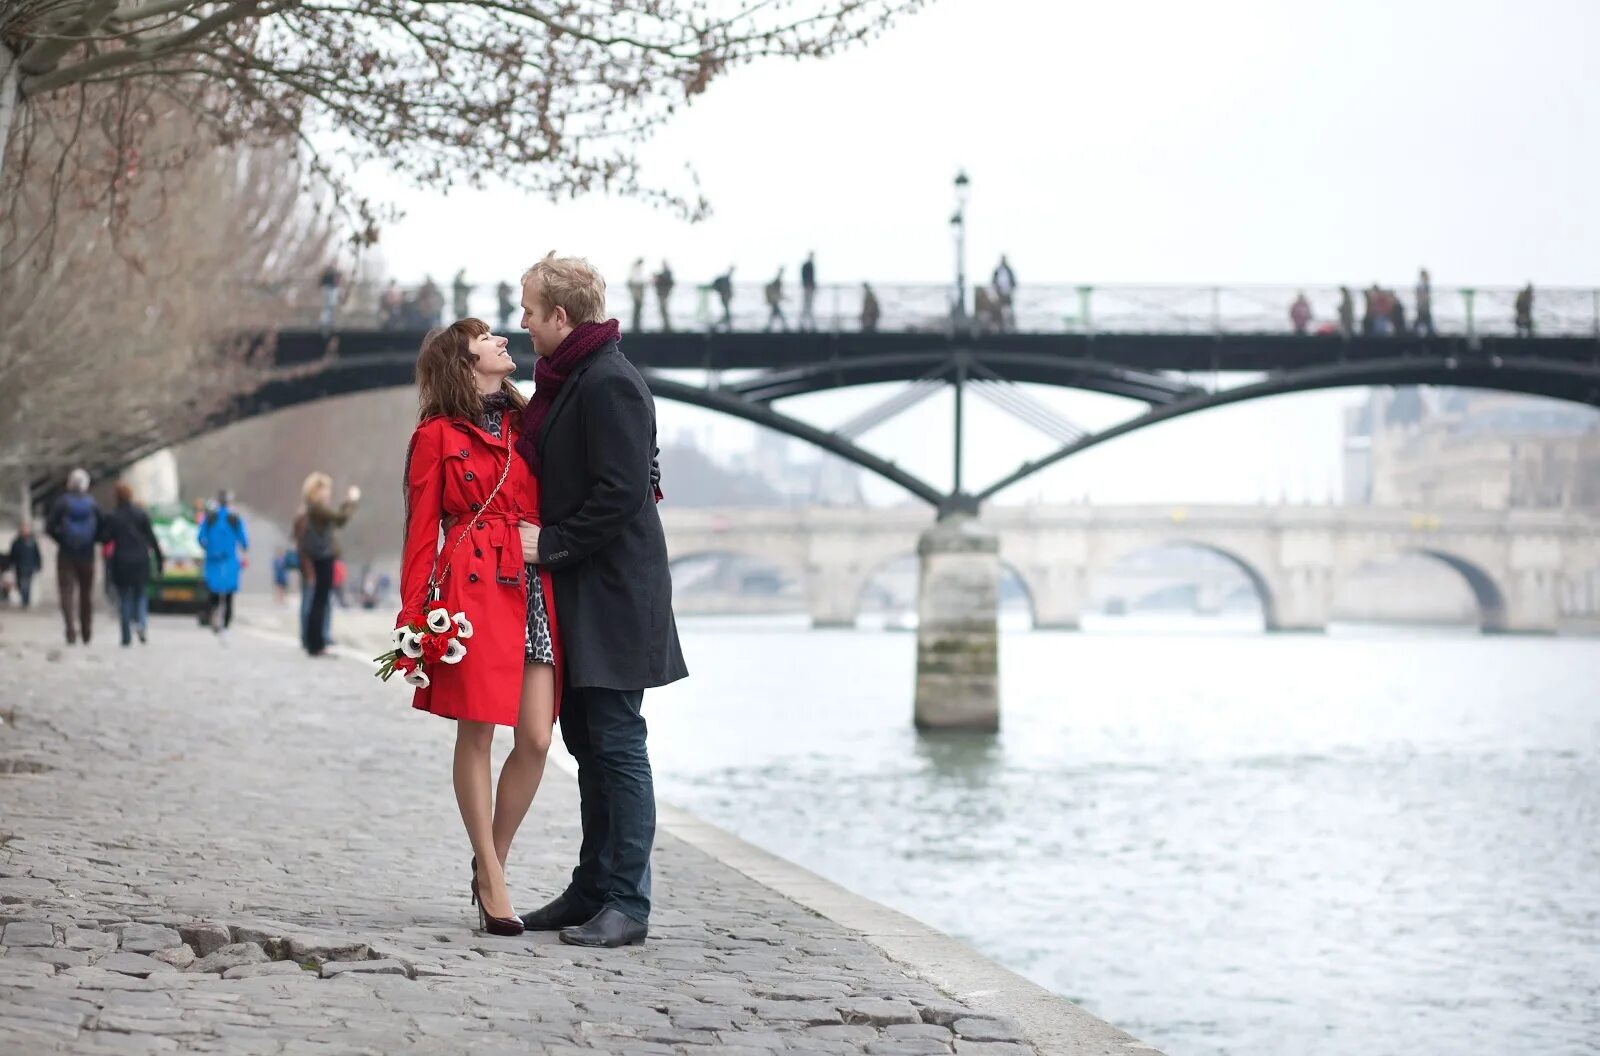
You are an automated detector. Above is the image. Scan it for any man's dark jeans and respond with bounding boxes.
[558,684,655,925]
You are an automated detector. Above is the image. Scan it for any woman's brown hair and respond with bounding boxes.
[415,318,527,423]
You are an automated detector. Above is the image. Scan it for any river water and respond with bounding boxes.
[642,615,1600,1056]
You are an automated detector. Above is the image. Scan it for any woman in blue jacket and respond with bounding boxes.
[198,490,248,635]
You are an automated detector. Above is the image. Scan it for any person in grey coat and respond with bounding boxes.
[512,253,686,948]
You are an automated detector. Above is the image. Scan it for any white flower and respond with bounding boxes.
[441,639,467,665]
[399,629,423,658]
[391,626,409,649]
[426,608,452,634]
[404,667,431,688]
[451,612,474,639]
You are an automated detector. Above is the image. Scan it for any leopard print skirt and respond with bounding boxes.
[524,564,554,665]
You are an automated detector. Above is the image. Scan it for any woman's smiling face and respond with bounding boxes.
[469,330,514,381]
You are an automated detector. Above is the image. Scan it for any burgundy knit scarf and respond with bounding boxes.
[514,318,620,475]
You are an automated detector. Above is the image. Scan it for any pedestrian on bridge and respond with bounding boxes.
[381,280,404,329]
[1290,292,1313,335]
[992,255,1017,331]
[765,267,788,332]
[628,259,647,332]
[1515,284,1535,337]
[653,261,674,332]
[1414,269,1435,337]
[318,263,342,332]
[712,267,735,331]
[45,469,103,645]
[861,283,881,333]
[1338,287,1355,339]
[104,482,163,647]
[452,269,473,319]
[799,252,817,331]
[496,280,515,330]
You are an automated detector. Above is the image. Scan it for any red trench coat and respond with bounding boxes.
[398,416,561,727]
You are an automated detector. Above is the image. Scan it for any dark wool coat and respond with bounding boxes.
[399,416,562,727]
[103,502,164,588]
[534,342,687,691]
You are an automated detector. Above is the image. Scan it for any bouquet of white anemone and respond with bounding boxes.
[375,606,472,688]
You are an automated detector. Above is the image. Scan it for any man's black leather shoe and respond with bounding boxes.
[558,908,647,948]
[518,893,597,931]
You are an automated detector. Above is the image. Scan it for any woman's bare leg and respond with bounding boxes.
[491,662,556,867]
[453,719,514,920]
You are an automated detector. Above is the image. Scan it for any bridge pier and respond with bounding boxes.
[913,516,1000,732]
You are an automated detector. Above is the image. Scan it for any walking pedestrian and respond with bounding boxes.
[1389,291,1407,335]
[453,268,472,319]
[1515,283,1535,336]
[653,261,675,332]
[103,482,163,647]
[418,276,444,327]
[6,522,42,608]
[1414,268,1435,337]
[1290,292,1312,335]
[992,255,1018,331]
[381,280,404,329]
[628,259,647,332]
[1337,287,1355,339]
[396,314,564,938]
[496,280,515,330]
[45,469,103,645]
[318,262,341,331]
[861,283,881,333]
[198,490,248,639]
[799,252,817,331]
[298,472,359,656]
[711,267,735,332]
[512,253,686,947]
[765,267,788,332]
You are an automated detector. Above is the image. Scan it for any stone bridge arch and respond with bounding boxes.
[1334,537,1519,633]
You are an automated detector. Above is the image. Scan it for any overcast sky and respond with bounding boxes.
[357,0,1600,507]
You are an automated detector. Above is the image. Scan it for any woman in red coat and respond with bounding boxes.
[397,318,562,936]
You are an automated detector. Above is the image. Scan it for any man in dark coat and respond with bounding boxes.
[513,253,687,948]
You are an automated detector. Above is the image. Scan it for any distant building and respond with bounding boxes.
[1344,388,1600,509]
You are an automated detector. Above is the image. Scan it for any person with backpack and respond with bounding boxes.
[46,468,104,644]
[764,266,788,332]
[198,490,249,638]
[103,482,164,646]
[297,471,359,656]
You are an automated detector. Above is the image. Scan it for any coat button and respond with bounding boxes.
[470,502,481,511]
[464,471,475,482]
[468,573,479,583]
[474,548,483,557]
[476,521,486,530]
[459,449,469,458]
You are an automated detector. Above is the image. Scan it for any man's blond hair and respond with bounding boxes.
[521,252,607,325]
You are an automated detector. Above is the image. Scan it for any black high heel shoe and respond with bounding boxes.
[469,860,524,936]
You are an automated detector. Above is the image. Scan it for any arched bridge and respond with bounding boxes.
[105,282,1600,512]
[658,503,1600,634]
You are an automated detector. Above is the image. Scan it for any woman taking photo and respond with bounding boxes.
[297,473,358,655]
[397,318,560,936]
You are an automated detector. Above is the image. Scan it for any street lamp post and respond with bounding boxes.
[950,170,970,328]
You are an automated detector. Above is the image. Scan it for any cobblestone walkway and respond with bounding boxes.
[0,607,1038,1055]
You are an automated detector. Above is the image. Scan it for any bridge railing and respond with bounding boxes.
[269,280,1600,339]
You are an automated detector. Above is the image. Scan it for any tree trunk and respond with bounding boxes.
[0,43,18,188]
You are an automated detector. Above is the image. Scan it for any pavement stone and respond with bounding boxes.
[0,605,1041,1054]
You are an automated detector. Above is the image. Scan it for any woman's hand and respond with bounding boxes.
[517,520,541,561]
